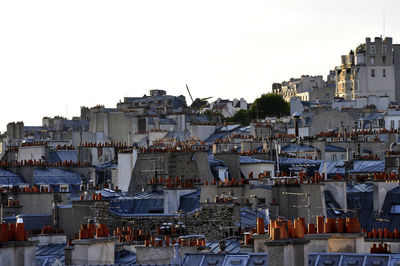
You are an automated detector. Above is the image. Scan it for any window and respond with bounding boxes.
[327,202,341,215]
[332,154,337,161]
[370,45,376,54]
[370,56,375,65]
[382,45,387,54]
[383,56,386,64]
[257,198,266,206]
[371,69,375,77]
[391,120,395,129]
[383,69,386,77]
[390,205,400,214]
[60,184,69,192]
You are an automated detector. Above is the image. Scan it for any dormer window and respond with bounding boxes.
[60,184,69,192]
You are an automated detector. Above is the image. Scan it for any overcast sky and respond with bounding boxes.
[1,0,400,131]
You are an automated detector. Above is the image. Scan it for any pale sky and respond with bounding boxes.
[1,0,400,132]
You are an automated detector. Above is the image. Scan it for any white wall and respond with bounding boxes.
[190,125,216,141]
[241,163,275,178]
[18,145,46,161]
[117,150,137,191]
[163,189,196,214]
[384,110,400,130]
[287,127,310,137]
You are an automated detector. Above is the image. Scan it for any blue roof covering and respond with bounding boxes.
[205,132,229,144]
[95,188,120,199]
[96,161,117,170]
[278,158,322,176]
[0,169,26,186]
[318,161,346,177]
[239,156,275,164]
[218,125,241,132]
[164,131,191,142]
[208,155,229,180]
[182,252,400,266]
[206,239,241,253]
[110,192,164,215]
[347,183,373,193]
[115,249,136,265]
[179,190,200,212]
[36,243,65,266]
[373,186,400,231]
[159,118,176,125]
[34,168,83,185]
[281,143,317,153]
[348,160,385,173]
[182,253,267,266]
[325,144,346,152]
[3,214,52,231]
[48,150,77,164]
[309,253,398,266]
[237,207,269,229]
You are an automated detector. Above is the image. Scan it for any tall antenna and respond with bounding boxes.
[383,12,385,38]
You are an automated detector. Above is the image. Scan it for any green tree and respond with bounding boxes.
[250,93,289,119]
[227,109,251,125]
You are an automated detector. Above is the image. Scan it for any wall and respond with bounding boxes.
[323,181,347,211]
[0,241,37,266]
[394,44,400,104]
[214,153,241,180]
[164,189,197,214]
[309,109,359,137]
[240,163,275,178]
[134,246,198,265]
[58,201,110,238]
[18,146,47,162]
[29,234,66,245]
[15,192,69,215]
[70,238,115,265]
[190,125,216,141]
[117,150,138,192]
[372,181,399,212]
[271,183,326,225]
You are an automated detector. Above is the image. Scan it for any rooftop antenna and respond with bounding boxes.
[383,12,386,38]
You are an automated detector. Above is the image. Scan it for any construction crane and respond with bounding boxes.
[185,84,212,110]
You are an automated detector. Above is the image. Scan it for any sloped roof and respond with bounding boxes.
[325,144,346,152]
[34,168,83,185]
[182,253,267,266]
[0,169,26,186]
[318,161,346,177]
[179,190,200,213]
[206,239,241,253]
[110,192,164,215]
[239,156,275,164]
[115,249,136,265]
[3,214,52,230]
[237,207,269,229]
[348,160,385,173]
[36,243,65,266]
[281,143,317,153]
[48,150,77,164]
[164,131,191,142]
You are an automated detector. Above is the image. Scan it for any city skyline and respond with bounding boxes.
[1,0,400,131]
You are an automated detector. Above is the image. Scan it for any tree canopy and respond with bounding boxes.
[249,93,290,118]
[226,93,289,125]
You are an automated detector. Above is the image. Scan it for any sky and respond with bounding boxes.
[1,0,400,132]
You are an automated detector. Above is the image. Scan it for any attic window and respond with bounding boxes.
[60,184,69,192]
[390,205,400,214]
[327,202,341,215]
